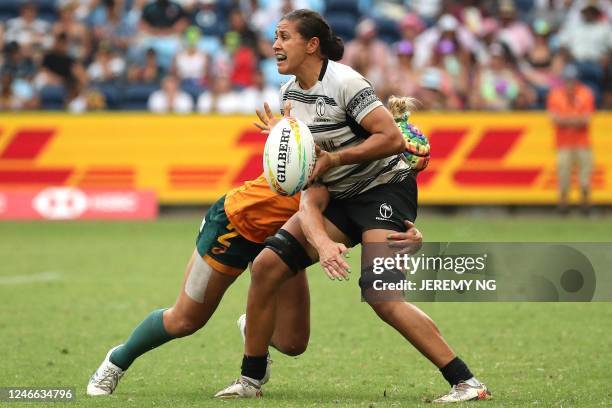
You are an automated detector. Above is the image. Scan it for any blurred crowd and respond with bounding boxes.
[0,0,610,113]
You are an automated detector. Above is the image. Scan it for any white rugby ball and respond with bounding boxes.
[263,117,316,196]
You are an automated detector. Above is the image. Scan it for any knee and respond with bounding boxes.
[250,250,287,288]
[274,336,309,356]
[164,308,203,337]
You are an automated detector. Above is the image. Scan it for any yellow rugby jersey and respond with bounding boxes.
[224,174,300,243]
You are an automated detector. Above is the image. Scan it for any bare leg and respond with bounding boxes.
[270,271,310,356]
[362,229,455,368]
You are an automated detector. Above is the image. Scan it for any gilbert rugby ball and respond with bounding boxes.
[263,117,316,196]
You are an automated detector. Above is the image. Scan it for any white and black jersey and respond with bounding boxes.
[279,59,411,199]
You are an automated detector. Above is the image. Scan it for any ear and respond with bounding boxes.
[306,36,320,55]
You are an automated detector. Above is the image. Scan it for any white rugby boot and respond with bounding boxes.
[432,378,491,403]
[237,314,272,384]
[214,376,263,399]
[87,345,125,396]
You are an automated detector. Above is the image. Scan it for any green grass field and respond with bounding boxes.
[1,215,611,407]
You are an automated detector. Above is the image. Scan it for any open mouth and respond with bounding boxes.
[275,54,287,62]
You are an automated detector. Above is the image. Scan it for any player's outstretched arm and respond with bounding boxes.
[299,184,350,281]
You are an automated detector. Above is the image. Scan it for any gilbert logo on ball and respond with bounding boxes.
[264,117,316,196]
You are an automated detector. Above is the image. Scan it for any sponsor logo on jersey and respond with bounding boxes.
[315,97,326,117]
[376,203,393,221]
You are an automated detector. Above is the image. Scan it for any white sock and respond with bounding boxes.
[464,377,481,387]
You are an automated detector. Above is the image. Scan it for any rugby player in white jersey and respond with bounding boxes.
[214,9,490,404]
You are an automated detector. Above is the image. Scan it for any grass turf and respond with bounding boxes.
[1,215,611,407]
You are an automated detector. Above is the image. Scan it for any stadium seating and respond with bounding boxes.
[119,83,158,111]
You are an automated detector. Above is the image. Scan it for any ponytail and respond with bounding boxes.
[322,32,344,61]
[283,9,345,61]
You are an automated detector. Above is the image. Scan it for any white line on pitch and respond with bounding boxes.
[0,272,62,285]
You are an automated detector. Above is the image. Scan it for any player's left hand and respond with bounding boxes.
[307,145,341,187]
[386,220,423,254]
[254,101,292,134]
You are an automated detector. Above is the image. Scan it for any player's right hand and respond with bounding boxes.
[317,240,350,281]
[254,101,292,134]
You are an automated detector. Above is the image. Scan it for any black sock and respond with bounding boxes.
[440,357,473,386]
[241,354,267,381]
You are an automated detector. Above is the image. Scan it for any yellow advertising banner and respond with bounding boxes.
[0,113,610,204]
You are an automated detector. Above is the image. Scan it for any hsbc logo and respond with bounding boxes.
[0,193,6,214]
[33,187,88,220]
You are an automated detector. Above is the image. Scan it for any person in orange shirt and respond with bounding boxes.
[546,63,595,214]
[86,110,424,397]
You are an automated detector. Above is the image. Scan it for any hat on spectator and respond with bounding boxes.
[395,40,414,56]
[480,17,499,37]
[437,14,459,32]
[356,18,377,37]
[399,13,424,33]
[532,19,551,36]
[562,64,579,80]
[581,0,601,12]
[499,0,517,16]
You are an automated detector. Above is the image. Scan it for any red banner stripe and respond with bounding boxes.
[0,129,55,160]
[466,129,523,160]
[0,169,72,184]
[236,131,267,145]
[427,129,467,159]
[454,169,541,186]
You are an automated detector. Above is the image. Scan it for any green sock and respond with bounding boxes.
[109,309,174,370]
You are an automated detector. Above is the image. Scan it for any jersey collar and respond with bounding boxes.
[318,59,329,81]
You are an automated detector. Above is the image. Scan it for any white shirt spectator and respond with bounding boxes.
[87,55,126,82]
[149,90,194,113]
[197,91,242,114]
[175,49,207,81]
[558,17,611,62]
[148,75,194,113]
[239,85,280,115]
[5,16,50,49]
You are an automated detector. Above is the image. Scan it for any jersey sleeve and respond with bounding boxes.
[343,76,383,124]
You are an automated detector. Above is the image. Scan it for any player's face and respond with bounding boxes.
[273,19,309,75]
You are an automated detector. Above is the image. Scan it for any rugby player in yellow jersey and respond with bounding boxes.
[86,146,423,396]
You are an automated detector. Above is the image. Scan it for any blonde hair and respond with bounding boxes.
[388,95,419,120]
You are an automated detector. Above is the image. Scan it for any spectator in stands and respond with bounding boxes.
[426,36,471,105]
[191,0,226,38]
[36,33,87,90]
[496,0,534,58]
[557,0,611,105]
[386,40,421,100]
[127,47,164,84]
[53,1,91,61]
[4,1,51,53]
[87,42,126,83]
[240,70,279,114]
[227,7,258,50]
[0,70,38,111]
[547,64,595,215]
[138,0,189,70]
[469,42,533,110]
[520,19,564,108]
[67,81,106,113]
[140,0,188,36]
[148,74,193,113]
[474,17,500,66]
[90,0,132,52]
[413,14,477,69]
[173,26,209,87]
[197,74,241,113]
[342,19,391,92]
[415,67,462,110]
[398,12,425,44]
[2,41,36,82]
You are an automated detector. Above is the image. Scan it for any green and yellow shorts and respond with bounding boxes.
[196,196,265,277]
